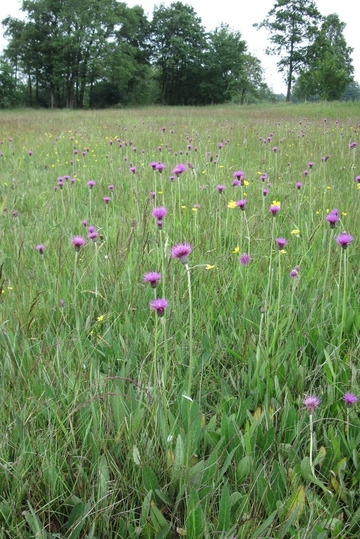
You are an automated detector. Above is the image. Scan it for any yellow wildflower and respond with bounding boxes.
[206,264,215,270]
[232,246,240,254]
[97,315,104,322]
[227,200,237,209]
[291,229,300,236]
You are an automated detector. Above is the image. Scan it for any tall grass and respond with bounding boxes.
[0,102,359,538]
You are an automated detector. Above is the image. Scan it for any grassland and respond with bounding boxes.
[0,102,360,538]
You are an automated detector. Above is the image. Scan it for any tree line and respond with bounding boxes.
[0,0,356,109]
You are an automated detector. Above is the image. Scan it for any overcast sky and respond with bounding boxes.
[0,0,358,95]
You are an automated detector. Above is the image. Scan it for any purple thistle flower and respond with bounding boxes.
[171,242,192,264]
[232,179,240,186]
[269,204,280,216]
[130,166,136,174]
[72,235,86,251]
[272,146,278,152]
[349,142,357,149]
[275,237,288,250]
[355,175,360,183]
[87,180,96,189]
[82,220,88,226]
[303,170,309,176]
[150,162,158,169]
[216,184,226,193]
[28,150,33,156]
[108,184,114,190]
[343,393,358,406]
[290,267,299,278]
[88,230,98,241]
[152,206,168,220]
[308,161,314,168]
[260,173,267,182]
[236,199,247,210]
[233,170,244,179]
[59,299,65,308]
[217,142,223,149]
[144,271,161,288]
[103,197,111,204]
[296,182,302,190]
[156,163,166,173]
[336,232,353,249]
[36,244,44,254]
[303,395,320,414]
[239,253,251,265]
[172,163,186,175]
[150,298,168,317]
[325,211,339,228]
[262,189,269,196]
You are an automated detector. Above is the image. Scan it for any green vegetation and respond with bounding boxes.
[0,102,360,538]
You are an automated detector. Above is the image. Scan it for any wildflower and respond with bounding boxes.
[171,242,192,264]
[217,142,223,149]
[150,298,168,317]
[87,180,96,189]
[269,204,280,216]
[290,267,299,278]
[72,235,86,251]
[130,166,136,174]
[336,232,353,249]
[150,162,158,169]
[303,395,320,414]
[144,271,161,288]
[291,229,300,236]
[308,162,314,168]
[260,173,267,182]
[233,170,244,180]
[296,182,302,190]
[262,189,269,196]
[97,315,104,322]
[108,184,114,190]
[272,146,278,152]
[343,393,358,406]
[216,184,226,193]
[172,163,186,175]
[303,170,309,176]
[59,299,65,307]
[356,175,360,183]
[156,163,166,173]
[239,253,251,265]
[227,200,237,209]
[36,244,44,254]
[206,264,215,270]
[232,246,240,254]
[103,197,111,204]
[275,237,288,250]
[152,206,168,220]
[325,211,339,228]
[236,199,247,210]
[349,142,357,149]
[232,179,240,186]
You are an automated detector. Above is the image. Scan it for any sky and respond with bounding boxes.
[0,0,358,95]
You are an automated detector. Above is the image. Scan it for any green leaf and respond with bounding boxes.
[186,488,204,539]
[217,482,230,532]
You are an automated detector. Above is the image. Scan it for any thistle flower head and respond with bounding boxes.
[275,237,288,250]
[303,395,320,414]
[152,206,168,220]
[72,235,86,251]
[343,393,358,406]
[150,298,168,317]
[171,242,192,264]
[144,271,161,288]
[336,232,353,249]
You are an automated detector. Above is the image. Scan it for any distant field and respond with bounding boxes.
[0,102,360,538]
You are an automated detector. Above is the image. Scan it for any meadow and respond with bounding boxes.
[0,102,360,538]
